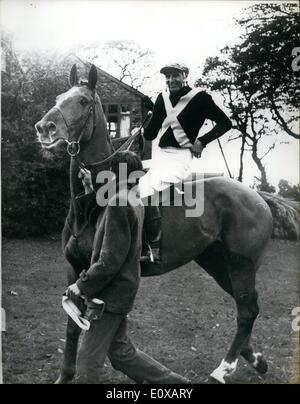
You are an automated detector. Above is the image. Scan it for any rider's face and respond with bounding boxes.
[164,70,186,94]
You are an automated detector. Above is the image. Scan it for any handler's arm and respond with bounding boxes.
[197,94,232,147]
[76,204,133,299]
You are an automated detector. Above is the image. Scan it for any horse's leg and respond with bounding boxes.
[195,242,233,296]
[209,252,261,384]
[240,343,268,375]
[195,244,240,383]
[55,265,83,384]
[195,244,266,383]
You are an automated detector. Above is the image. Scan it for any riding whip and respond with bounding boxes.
[126,110,153,151]
[211,122,233,179]
[217,139,233,179]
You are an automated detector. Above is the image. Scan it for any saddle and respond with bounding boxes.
[140,172,224,263]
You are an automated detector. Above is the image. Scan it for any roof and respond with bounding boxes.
[68,54,152,102]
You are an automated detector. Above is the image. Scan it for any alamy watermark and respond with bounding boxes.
[291,47,300,72]
[94,164,205,218]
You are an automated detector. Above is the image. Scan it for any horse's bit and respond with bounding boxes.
[57,87,148,240]
[53,89,147,172]
[52,91,97,171]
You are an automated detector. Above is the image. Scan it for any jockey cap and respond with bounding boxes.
[160,63,189,76]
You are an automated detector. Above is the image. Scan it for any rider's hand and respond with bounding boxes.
[78,168,94,194]
[191,139,204,158]
[66,283,81,302]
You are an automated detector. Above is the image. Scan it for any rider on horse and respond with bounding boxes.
[35,63,273,384]
[139,62,232,262]
[80,62,232,263]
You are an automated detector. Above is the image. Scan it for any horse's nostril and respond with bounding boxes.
[35,123,42,134]
[47,122,57,134]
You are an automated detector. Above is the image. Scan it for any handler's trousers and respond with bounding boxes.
[76,311,190,384]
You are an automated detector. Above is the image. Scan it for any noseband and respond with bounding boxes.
[53,92,97,160]
[55,89,147,241]
[53,90,146,172]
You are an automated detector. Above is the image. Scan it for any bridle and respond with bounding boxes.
[53,88,147,173]
[52,90,97,171]
[51,86,150,242]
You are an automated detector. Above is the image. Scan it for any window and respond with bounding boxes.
[104,103,119,138]
[107,116,118,138]
[103,103,132,138]
[120,104,131,138]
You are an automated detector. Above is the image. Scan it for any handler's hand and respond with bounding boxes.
[78,168,94,194]
[191,139,204,158]
[66,283,81,302]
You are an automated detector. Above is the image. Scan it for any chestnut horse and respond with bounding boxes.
[35,64,273,384]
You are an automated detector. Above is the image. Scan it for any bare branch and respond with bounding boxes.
[228,134,242,142]
[21,71,51,92]
[269,95,300,139]
[259,143,276,160]
[245,137,253,147]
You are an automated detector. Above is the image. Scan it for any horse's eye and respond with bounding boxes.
[80,98,89,106]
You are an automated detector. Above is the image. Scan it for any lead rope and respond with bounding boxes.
[58,95,96,239]
[83,110,152,170]
[58,101,152,238]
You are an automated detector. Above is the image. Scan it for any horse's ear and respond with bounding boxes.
[88,64,98,91]
[69,64,79,87]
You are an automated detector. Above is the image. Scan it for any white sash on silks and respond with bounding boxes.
[161,88,201,147]
[140,88,201,198]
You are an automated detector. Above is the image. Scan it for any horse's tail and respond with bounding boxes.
[258,191,300,241]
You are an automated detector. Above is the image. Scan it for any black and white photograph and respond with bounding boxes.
[1,0,299,386]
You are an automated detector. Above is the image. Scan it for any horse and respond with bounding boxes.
[35,64,273,384]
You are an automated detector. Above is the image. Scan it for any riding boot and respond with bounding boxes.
[140,204,161,263]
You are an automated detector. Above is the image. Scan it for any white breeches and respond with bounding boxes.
[139,147,193,198]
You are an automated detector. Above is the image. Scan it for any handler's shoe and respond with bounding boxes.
[142,372,191,384]
[165,372,191,384]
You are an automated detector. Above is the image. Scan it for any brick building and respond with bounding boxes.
[65,54,153,140]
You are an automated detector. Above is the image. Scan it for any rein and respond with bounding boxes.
[82,129,144,170]
[82,110,152,169]
[55,96,149,172]
[57,91,150,240]
[52,91,97,172]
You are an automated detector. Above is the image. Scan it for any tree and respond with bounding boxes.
[198,50,277,189]
[1,43,71,236]
[197,2,299,187]
[235,2,300,139]
[80,40,154,90]
[278,179,300,200]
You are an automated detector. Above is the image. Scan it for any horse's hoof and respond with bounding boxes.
[210,358,238,384]
[252,353,268,374]
[209,374,225,384]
